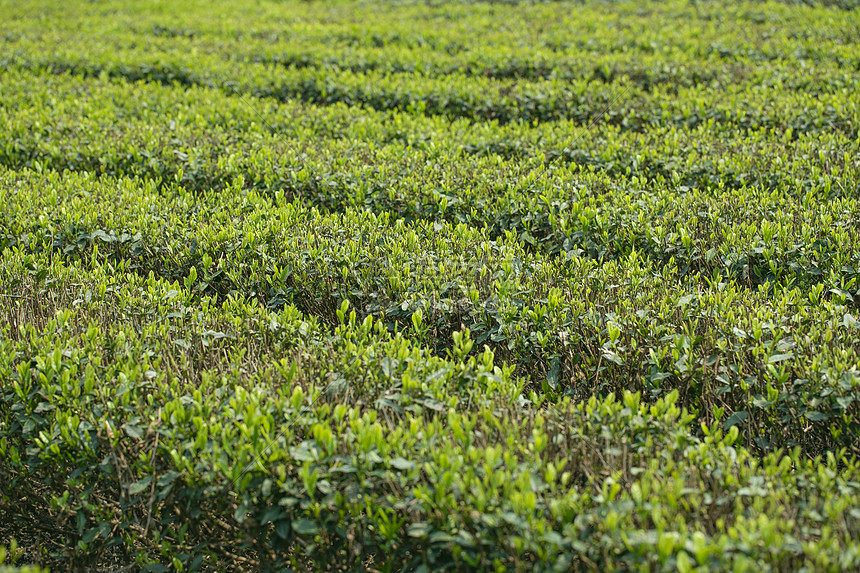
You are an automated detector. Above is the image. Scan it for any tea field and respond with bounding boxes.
[1,0,860,570]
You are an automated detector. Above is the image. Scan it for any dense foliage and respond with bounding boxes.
[1,0,859,571]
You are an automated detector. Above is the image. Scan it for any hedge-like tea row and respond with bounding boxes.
[8,51,858,136]
[3,68,857,202]
[2,254,860,571]
[5,0,857,84]
[2,168,858,456]
[1,73,858,291]
[3,0,859,135]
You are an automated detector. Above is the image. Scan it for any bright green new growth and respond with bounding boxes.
[1,0,859,571]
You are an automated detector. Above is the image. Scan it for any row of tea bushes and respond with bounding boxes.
[1,73,858,293]
[7,50,857,136]
[0,68,854,201]
[4,0,859,137]
[2,68,856,198]
[2,251,859,571]
[2,168,858,456]
[6,0,858,80]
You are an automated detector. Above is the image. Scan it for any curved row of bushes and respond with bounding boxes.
[2,251,859,571]
[2,169,858,456]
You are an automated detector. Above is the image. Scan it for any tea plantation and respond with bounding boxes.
[1,0,860,570]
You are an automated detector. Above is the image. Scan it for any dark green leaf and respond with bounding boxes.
[129,475,152,496]
[122,423,144,440]
[546,356,560,390]
[292,519,318,536]
[723,411,748,429]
